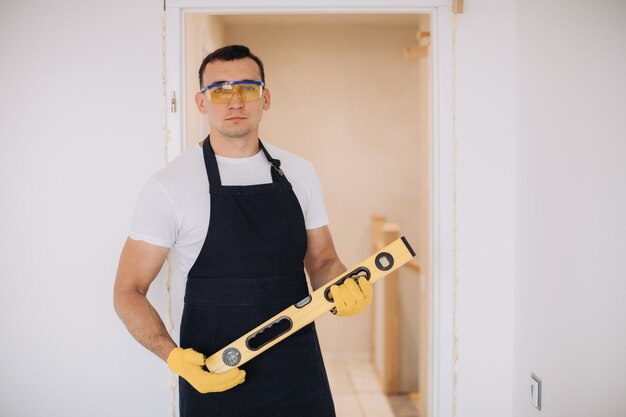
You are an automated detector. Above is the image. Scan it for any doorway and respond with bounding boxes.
[165,3,456,416]
[183,13,430,416]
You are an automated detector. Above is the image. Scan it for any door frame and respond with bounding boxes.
[165,2,455,416]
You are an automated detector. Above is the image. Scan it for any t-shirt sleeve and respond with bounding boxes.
[304,167,329,229]
[128,178,178,248]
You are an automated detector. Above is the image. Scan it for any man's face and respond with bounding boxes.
[195,57,270,140]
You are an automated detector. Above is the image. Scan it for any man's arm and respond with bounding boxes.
[304,226,346,290]
[114,238,247,392]
[304,225,373,317]
[113,237,175,362]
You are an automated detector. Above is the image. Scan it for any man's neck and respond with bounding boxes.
[202,131,261,158]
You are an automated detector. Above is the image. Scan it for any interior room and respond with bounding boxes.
[180,13,432,416]
[3,1,625,417]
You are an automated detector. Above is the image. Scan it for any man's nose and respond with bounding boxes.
[227,88,245,108]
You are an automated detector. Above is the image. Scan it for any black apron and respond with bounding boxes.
[179,137,336,417]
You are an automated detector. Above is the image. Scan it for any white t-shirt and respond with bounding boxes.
[129,142,329,276]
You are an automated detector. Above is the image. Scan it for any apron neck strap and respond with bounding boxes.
[202,135,288,188]
[259,140,287,183]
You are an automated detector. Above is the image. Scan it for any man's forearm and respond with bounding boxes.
[308,258,346,291]
[114,289,176,362]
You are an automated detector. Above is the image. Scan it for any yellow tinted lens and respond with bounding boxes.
[210,86,234,104]
[237,84,262,102]
[208,83,262,103]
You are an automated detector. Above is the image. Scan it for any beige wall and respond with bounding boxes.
[184,14,224,148]
[220,18,430,392]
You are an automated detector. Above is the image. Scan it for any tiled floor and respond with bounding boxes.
[325,359,396,417]
[388,394,420,417]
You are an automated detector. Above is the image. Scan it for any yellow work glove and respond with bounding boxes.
[329,275,373,317]
[167,347,246,393]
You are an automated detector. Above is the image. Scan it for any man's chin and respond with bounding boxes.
[220,128,253,139]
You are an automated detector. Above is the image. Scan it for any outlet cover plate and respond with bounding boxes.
[531,373,542,410]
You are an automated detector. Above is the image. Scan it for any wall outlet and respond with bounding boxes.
[530,373,542,410]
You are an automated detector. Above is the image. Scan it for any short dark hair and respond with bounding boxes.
[198,45,265,88]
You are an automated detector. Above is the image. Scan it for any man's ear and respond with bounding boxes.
[195,92,208,114]
[262,88,271,111]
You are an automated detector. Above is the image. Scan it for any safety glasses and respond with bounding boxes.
[199,80,265,104]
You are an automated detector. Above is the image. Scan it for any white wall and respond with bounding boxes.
[0,1,169,416]
[514,1,626,416]
[454,1,626,417]
[453,0,517,416]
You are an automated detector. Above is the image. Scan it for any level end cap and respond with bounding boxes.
[401,236,416,257]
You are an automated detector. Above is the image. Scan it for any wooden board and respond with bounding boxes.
[453,0,464,14]
[205,237,416,373]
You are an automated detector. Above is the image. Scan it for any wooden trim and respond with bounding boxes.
[382,225,401,394]
[407,259,421,273]
[404,46,430,60]
[370,215,386,365]
[417,31,431,40]
[453,0,464,14]
[371,216,421,394]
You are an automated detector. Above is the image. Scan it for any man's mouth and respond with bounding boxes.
[226,115,246,121]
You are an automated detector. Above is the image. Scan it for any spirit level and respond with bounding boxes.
[205,236,416,373]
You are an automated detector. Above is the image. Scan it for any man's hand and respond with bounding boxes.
[329,276,373,316]
[167,347,246,393]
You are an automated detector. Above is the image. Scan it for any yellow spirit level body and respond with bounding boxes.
[205,236,415,373]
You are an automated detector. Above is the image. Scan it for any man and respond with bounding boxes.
[114,45,373,416]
